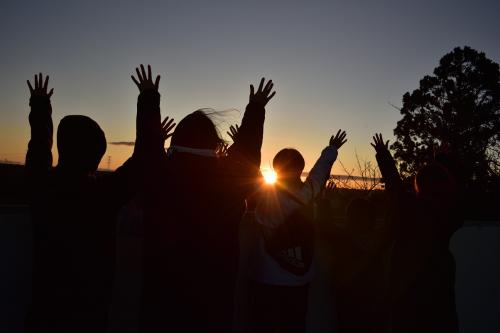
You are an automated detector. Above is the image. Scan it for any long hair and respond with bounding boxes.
[171,110,226,150]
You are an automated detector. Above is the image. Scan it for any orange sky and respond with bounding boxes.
[1,1,499,176]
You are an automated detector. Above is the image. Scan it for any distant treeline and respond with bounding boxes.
[1,163,498,220]
[0,163,111,206]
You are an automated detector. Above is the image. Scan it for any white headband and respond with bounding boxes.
[166,145,217,158]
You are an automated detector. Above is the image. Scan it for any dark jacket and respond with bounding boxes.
[140,101,265,332]
[25,93,148,333]
[375,149,462,333]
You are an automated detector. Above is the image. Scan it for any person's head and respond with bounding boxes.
[415,162,456,201]
[273,148,305,182]
[346,197,376,232]
[57,115,106,175]
[171,110,224,150]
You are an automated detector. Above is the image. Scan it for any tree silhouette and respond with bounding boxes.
[392,46,500,189]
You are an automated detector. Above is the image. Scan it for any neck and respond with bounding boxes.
[56,164,93,177]
[279,177,303,191]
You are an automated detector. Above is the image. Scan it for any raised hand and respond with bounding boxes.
[131,64,160,92]
[249,78,276,107]
[371,133,389,152]
[320,179,336,200]
[161,116,176,145]
[227,124,239,142]
[27,73,53,98]
[216,143,229,157]
[325,179,336,193]
[329,130,347,149]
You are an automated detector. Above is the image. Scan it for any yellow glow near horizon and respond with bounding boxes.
[262,168,277,184]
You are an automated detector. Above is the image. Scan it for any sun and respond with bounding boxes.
[262,168,277,184]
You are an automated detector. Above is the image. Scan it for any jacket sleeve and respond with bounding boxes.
[227,101,265,170]
[299,146,338,203]
[25,95,53,181]
[134,90,163,160]
[225,101,266,196]
[104,90,163,207]
[375,148,402,193]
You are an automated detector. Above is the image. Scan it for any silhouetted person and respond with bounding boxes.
[371,133,462,333]
[139,78,275,332]
[25,69,162,333]
[245,131,347,333]
[326,197,391,333]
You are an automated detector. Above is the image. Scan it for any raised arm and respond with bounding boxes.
[104,65,175,207]
[227,78,275,170]
[131,64,165,159]
[25,73,54,177]
[299,130,347,202]
[371,133,402,193]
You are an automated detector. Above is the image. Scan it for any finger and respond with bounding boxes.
[336,140,346,149]
[264,80,273,92]
[385,140,389,148]
[135,68,142,82]
[148,65,152,81]
[165,133,173,140]
[34,74,38,90]
[250,84,254,96]
[235,124,239,131]
[265,83,274,96]
[131,75,140,88]
[163,118,174,129]
[161,117,169,127]
[371,143,376,149]
[266,91,276,101]
[38,73,42,90]
[27,80,34,94]
[140,65,147,81]
[43,75,49,93]
[258,77,264,92]
[165,123,176,133]
[48,88,54,97]
[155,75,161,89]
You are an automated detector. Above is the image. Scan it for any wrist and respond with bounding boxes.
[29,95,51,106]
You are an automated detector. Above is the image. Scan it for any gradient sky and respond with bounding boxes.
[1,0,499,173]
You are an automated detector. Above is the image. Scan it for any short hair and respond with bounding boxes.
[415,162,454,194]
[272,148,305,174]
[57,115,106,173]
[171,110,224,150]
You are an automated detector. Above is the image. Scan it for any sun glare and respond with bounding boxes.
[262,169,277,184]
